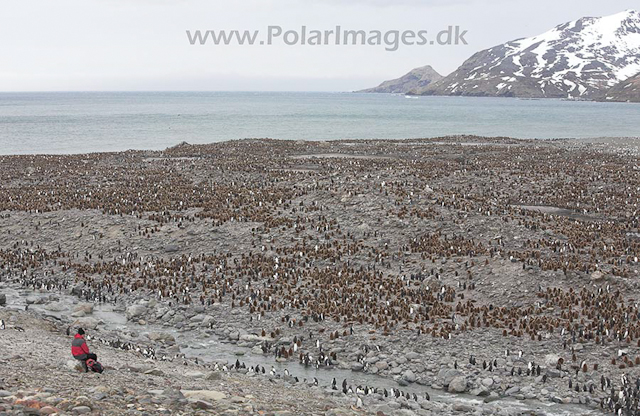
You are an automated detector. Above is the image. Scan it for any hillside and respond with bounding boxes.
[413,10,640,99]
[358,65,443,94]
[601,72,640,102]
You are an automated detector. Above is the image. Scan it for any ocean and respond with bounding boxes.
[0,91,638,155]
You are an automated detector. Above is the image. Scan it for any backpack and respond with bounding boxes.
[85,358,104,373]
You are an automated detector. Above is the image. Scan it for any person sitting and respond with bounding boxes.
[71,328,97,372]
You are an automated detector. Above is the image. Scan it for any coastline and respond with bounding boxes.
[2,92,640,156]
[0,135,638,157]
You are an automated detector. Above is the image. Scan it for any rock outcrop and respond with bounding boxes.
[358,65,443,94]
[600,72,640,102]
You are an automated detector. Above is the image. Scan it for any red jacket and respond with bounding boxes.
[71,334,90,357]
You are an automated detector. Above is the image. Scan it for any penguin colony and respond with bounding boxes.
[0,137,638,413]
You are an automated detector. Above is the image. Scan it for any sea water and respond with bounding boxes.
[0,91,638,155]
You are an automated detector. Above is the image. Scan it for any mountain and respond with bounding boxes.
[601,72,640,102]
[413,10,640,99]
[358,65,443,93]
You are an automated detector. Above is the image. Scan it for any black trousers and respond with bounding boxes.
[75,353,98,361]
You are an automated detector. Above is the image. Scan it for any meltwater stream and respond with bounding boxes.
[2,284,601,416]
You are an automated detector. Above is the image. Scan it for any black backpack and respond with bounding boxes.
[86,358,104,373]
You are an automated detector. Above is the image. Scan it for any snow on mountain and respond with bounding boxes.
[414,10,640,98]
[601,71,640,102]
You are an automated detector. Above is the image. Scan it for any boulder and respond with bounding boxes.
[25,296,44,305]
[40,406,59,415]
[144,368,164,376]
[240,334,262,343]
[190,314,207,323]
[74,396,93,409]
[126,305,147,321]
[366,356,379,364]
[154,307,169,319]
[437,368,463,387]
[547,369,562,378]
[74,303,94,315]
[162,388,185,401]
[45,301,66,312]
[126,364,151,373]
[71,317,100,330]
[402,370,417,383]
[376,361,389,371]
[147,332,176,344]
[544,354,561,367]
[448,376,467,393]
[65,359,84,372]
[453,403,473,412]
[470,387,490,397]
[191,400,214,410]
[0,293,6,306]
[202,315,216,327]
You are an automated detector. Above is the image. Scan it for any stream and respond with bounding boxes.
[1,283,602,415]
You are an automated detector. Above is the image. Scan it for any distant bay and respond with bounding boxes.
[0,91,638,155]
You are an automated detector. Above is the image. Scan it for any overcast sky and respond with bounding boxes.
[0,0,635,91]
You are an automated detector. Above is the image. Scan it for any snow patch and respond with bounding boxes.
[460,9,640,96]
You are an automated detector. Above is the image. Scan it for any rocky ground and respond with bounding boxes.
[0,136,638,415]
[0,310,361,416]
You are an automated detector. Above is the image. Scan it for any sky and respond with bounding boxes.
[0,0,636,91]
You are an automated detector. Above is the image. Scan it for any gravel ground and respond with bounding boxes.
[0,136,638,415]
[0,309,362,415]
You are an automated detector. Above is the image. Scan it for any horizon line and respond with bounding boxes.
[0,90,360,94]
